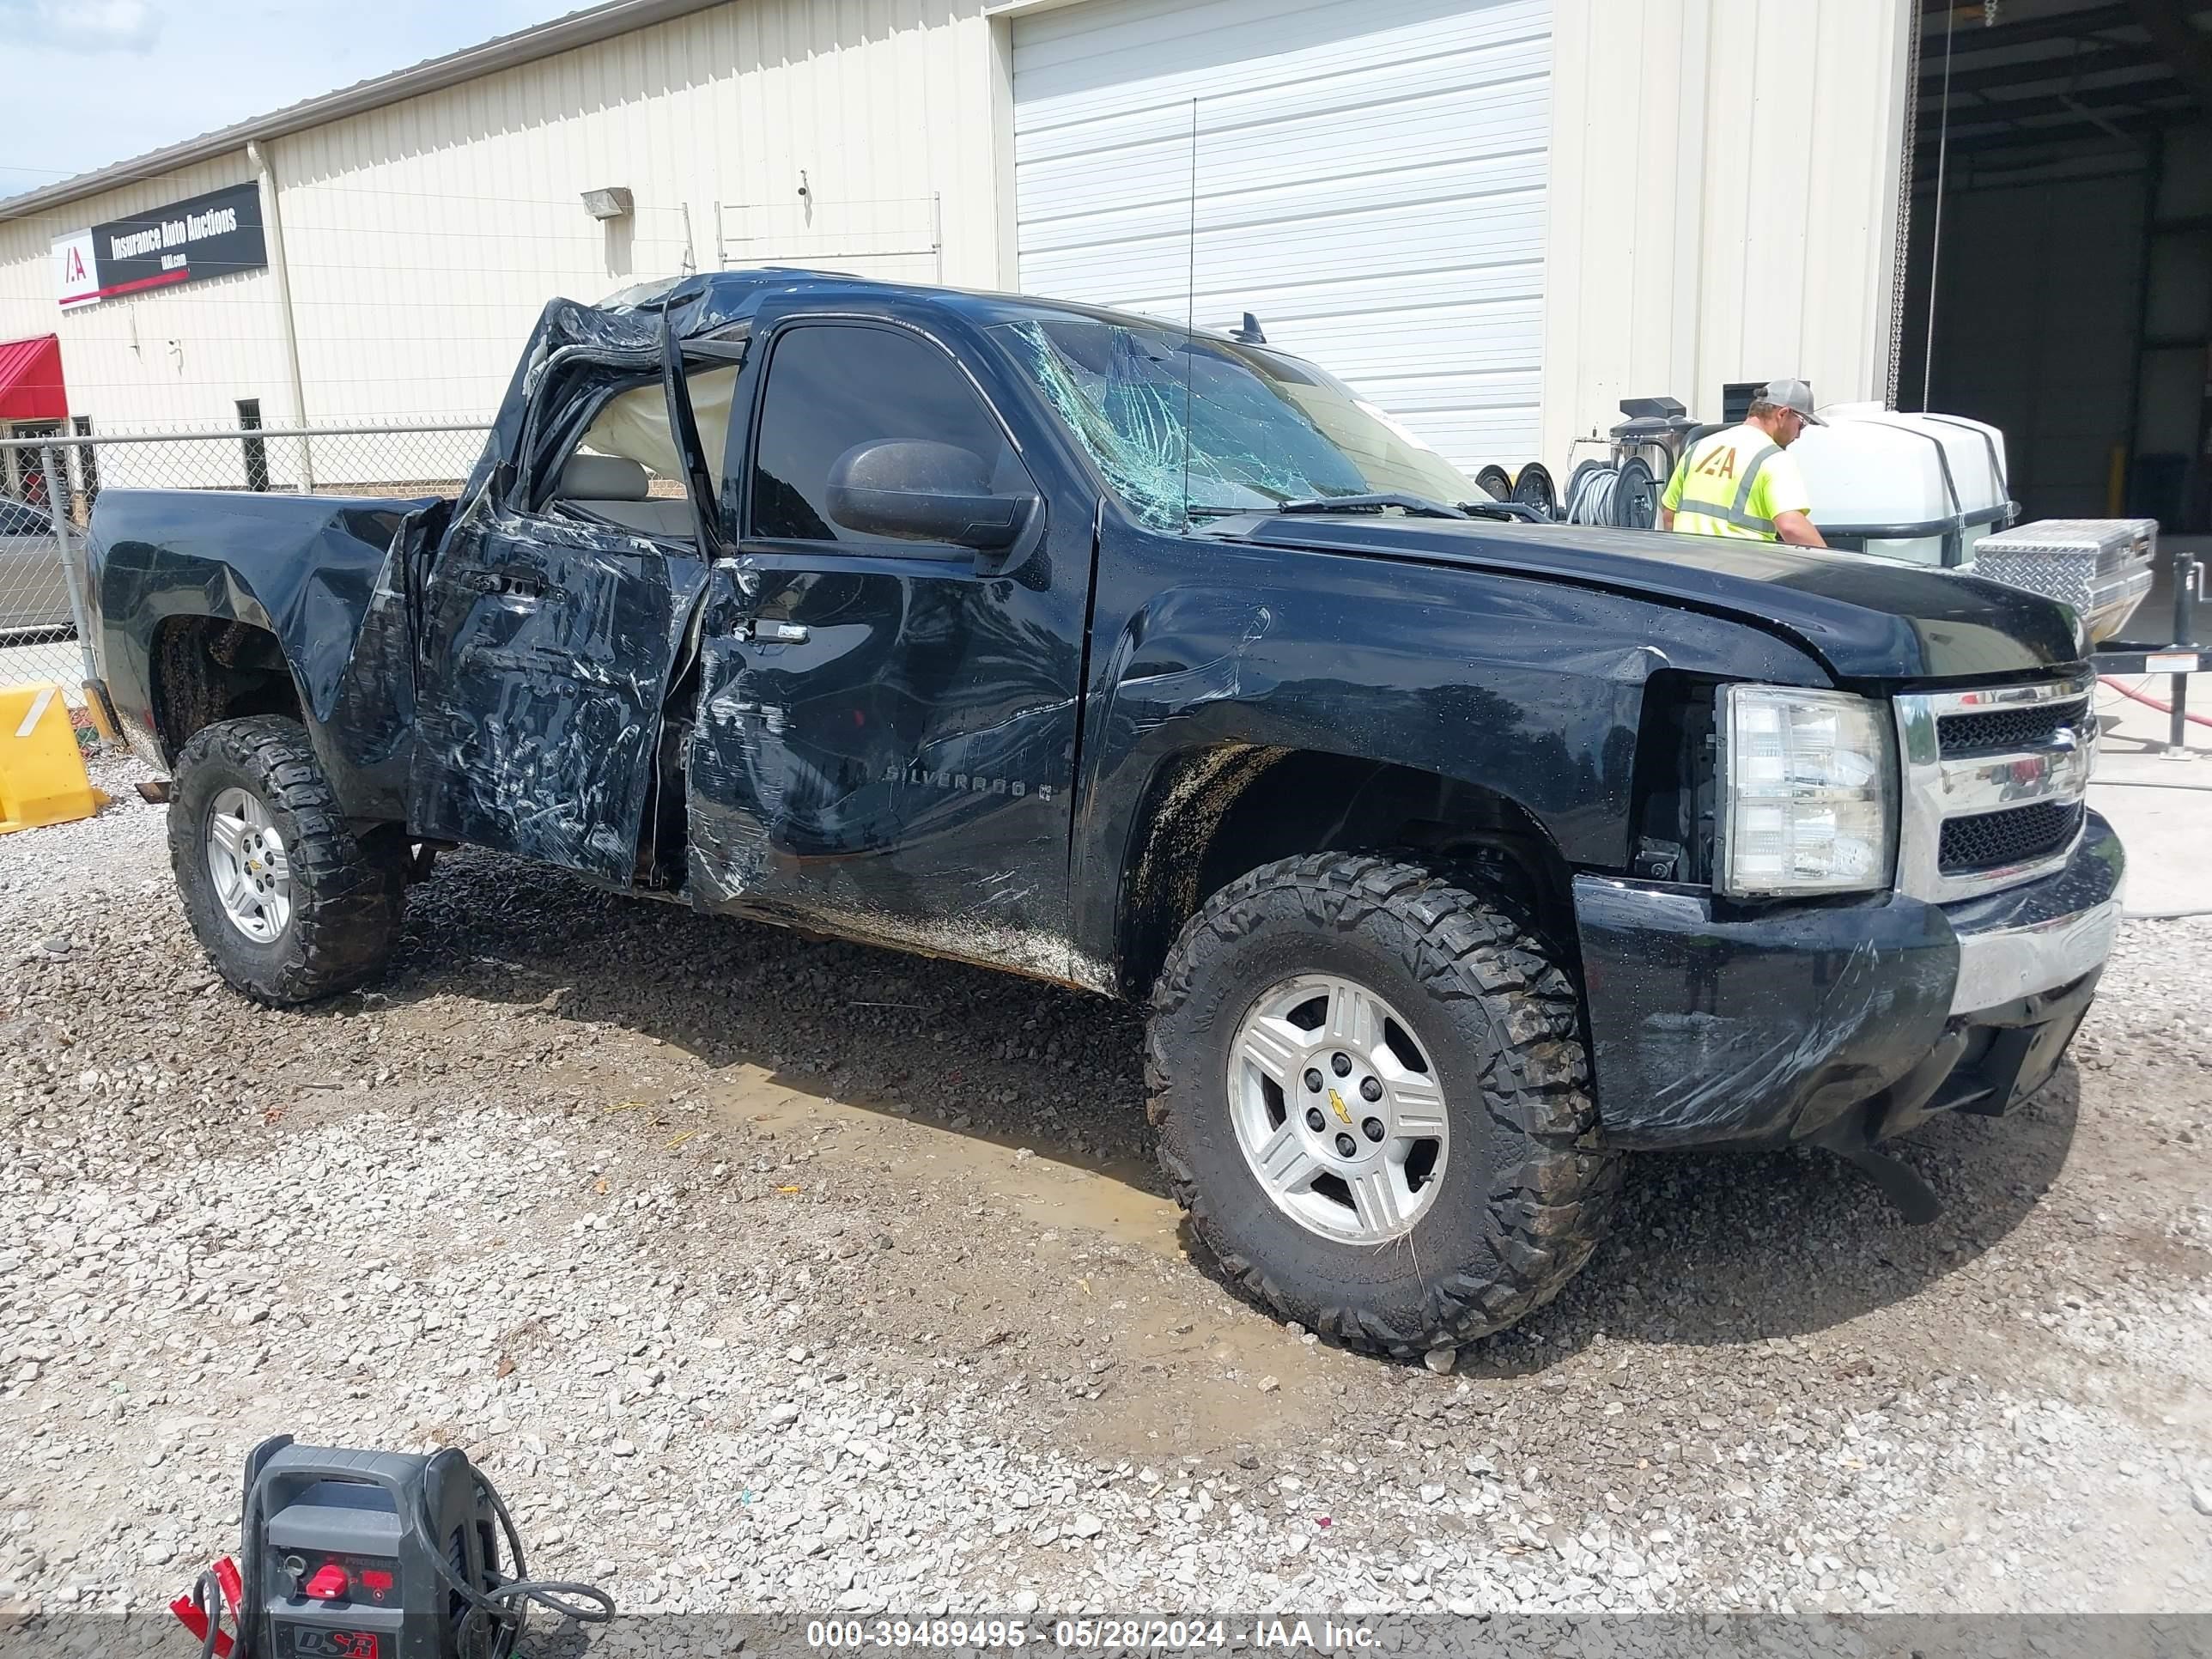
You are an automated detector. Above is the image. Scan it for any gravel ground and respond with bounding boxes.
[2,754,2208,1636]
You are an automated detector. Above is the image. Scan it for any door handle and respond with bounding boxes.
[744,619,808,643]
[459,568,546,600]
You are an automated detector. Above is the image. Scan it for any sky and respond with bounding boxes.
[0,0,574,194]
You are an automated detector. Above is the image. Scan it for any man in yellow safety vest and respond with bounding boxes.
[1658,378,1829,547]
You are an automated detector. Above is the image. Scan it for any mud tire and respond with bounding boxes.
[168,715,406,1005]
[1145,854,1621,1358]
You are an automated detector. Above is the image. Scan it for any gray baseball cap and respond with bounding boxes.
[1762,378,1826,426]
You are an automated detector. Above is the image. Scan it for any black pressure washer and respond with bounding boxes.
[171,1437,613,1659]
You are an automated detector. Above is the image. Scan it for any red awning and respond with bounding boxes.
[0,335,66,423]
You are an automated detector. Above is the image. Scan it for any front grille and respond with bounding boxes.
[1937,698,2087,754]
[1896,672,2095,901]
[1939,799,2085,873]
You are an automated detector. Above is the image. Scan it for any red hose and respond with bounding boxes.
[2100,674,2212,730]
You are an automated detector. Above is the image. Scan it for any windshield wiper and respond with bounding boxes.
[1457,499,1554,525]
[1277,492,1469,520]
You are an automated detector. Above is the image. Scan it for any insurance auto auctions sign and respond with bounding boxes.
[52,179,267,309]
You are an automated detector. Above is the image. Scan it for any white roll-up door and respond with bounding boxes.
[1012,0,1550,472]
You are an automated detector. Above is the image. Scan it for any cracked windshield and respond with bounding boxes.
[998,317,1477,527]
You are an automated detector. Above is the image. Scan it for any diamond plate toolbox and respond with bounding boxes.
[1971,518,2157,641]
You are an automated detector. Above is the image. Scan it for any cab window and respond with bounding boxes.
[749,324,1027,543]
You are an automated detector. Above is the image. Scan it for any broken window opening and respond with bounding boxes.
[531,354,744,543]
[578,362,741,494]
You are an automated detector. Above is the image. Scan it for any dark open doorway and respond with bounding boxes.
[1899,1,2212,538]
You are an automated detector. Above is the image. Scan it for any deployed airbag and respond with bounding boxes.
[578,363,738,489]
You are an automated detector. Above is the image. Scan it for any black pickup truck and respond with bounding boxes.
[82,271,2123,1358]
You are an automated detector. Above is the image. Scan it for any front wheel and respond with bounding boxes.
[169,716,406,1005]
[1145,854,1620,1358]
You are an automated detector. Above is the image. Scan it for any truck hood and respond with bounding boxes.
[1219,514,2084,683]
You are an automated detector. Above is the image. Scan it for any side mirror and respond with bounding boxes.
[824,440,1039,553]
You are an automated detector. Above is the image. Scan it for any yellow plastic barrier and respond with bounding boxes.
[0,683,108,835]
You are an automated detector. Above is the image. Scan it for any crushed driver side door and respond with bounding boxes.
[681,306,1097,985]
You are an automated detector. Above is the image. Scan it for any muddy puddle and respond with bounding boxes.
[699,1060,1368,1462]
[724,1066,1181,1255]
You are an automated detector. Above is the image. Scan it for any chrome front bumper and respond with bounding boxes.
[1945,810,2124,1016]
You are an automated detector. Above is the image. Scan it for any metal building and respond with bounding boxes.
[0,0,2203,522]
[0,0,1004,452]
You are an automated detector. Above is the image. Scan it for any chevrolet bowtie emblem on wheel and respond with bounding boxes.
[1327,1087,1352,1127]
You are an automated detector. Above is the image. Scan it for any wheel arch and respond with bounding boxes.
[148,613,307,764]
[1115,743,1577,1000]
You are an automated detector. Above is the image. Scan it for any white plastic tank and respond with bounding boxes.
[1789,402,2012,567]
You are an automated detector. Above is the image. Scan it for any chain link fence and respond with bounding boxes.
[0,422,489,697]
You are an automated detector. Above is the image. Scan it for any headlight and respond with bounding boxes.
[1716,685,1895,897]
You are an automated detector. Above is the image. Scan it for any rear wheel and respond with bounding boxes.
[169,715,406,1005]
[1145,854,1620,1358]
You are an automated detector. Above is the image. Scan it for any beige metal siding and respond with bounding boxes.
[3,0,1919,484]
[1540,0,1912,464]
[0,0,1005,440]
